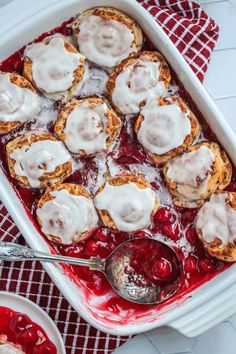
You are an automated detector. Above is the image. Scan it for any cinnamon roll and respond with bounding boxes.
[23,36,87,101]
[106,51,171,114]
[94,174,159,232]
[163,142,232,208]
[6,131,73,188]
[72,7,143,68]
[0,72,39,135]
[36,183,98,244]
[135,96,201,164]
[54,97,121,156]
[196,191,236,262]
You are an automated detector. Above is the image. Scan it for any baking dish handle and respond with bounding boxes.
[168,283,236,337]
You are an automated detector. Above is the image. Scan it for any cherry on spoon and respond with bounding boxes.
[0,239,183,304]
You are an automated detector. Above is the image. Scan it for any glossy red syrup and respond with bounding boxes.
[0,306,57,353]
[0,18,234,321]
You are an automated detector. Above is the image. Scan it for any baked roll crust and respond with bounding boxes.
[196,191,236,261]
[36,183,98,244]
[106,51,171,115]
[94,174,159,232]
[0,72,39,135]
[135,96,201,164]
[6,131,73,189]
[72,7,143,68]
[163,142,232,208]
[23,36,87,102]
[54,97,121,156]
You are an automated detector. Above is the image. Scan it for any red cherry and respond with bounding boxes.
[34,343,57,354]
[153,259,172,280]
[154,207,176,224]
[95,227,109,242]
[18,326,39,346]
[10,313,32,333]
[96,243,110,258]
[181,209,198,227]
[117,145,146,163]
[227,181,236,192]
[66,246,84,258]
[150,181,159,191]
[185,227,198,245]
[133,231,150,239]
[109,241,117,252]
[199,258,214,274]
[162,223,179,241]
[84,240,100,256]
[124,265,135,274]
[185,255,199,273]
[131,259,138,269]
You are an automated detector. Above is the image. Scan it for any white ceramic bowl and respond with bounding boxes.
[0,0,236,338]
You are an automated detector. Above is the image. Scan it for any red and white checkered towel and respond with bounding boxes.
[0,1,219,353]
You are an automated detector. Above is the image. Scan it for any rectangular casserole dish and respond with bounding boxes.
[0,0,236,338]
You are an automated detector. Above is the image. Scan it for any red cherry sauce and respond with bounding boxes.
[0,306,57,354]
[0,18,234,323]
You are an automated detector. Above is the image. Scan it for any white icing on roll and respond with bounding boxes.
[112,61,165,114]
[77,15,136,68]
[167,145,215,200]
[0,344,25,354]
[196,193,236,246]
[37,188,98,243]
[25,37,85,94]
[94,182,156,232]
[10,139,72,188]
[138,100,191,154]
[0,73,39,123]
[64,101,108,154]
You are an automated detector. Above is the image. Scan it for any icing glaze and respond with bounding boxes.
[196,193,236,246]
[167,145,215,200]
[112,61,165,114]
[94,182,156,232]
[0,344,25,354]
[25,37,85,94]
[10,139,72,188]
[77,15,136,68]
[64,101,108,154]
[138,99,191,154]
[0,73,39,123]
[37,188,98,243]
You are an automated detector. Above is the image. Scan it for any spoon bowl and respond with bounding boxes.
[0,238,183,305]
[105,238,183,304]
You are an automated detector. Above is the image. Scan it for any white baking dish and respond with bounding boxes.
[0,0,236,338]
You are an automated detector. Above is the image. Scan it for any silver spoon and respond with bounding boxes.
[0,239,183,304]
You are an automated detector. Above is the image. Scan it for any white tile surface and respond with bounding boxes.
[0,0,11,5]
[201,1,236,50]
[113,334,160,354]
[215,96,236,132]
[192,322,236,354]
[146,327,194,354]
[115,318,236,354]
[198,0,223,3]
[204,49,236,99]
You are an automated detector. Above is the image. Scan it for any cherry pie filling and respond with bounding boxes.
[0,17,235,321]
[0,307,57,354]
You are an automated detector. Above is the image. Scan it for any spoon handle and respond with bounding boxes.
[0,242,105,271]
